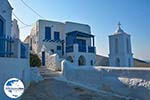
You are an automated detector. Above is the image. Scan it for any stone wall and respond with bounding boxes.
[62,60,150,100]
[46,54,64,71]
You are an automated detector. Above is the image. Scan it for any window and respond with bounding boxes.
[127,38,129,53]
[116,58,120,67]
[57,46,61,50]
[91,60,93,65]
[128,58,131,67]
[0,18,4,36]
[115,38,118,54]
[45,27,51,40]
[54,32,60,41]
[77,39,86,52]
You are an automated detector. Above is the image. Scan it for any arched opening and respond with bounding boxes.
[78,55,86,66]
[116,58,120,67]
[66,56,73,63]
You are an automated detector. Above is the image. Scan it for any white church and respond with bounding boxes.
[25,20,96,66]
[109,22,134,67]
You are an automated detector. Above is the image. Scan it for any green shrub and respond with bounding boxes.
[30,53,41,67]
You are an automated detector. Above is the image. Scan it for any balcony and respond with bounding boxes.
[88,46,95,53]
[78,46,86,52]
[66,45,74,53]
[66,44,95,53]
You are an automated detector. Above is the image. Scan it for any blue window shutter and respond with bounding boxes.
[45,27,51,40]
[54,32,60,41]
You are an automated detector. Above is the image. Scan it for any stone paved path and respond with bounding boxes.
[21,67,127,100]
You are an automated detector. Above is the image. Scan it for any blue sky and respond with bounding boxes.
[8,0,150,60]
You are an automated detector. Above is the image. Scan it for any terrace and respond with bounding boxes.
[66,31,95,53]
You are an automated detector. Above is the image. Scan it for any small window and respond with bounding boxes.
[91,60,93,65]
[57,46,61,50]
[128,58,131,67]
[115,38,118,54]
[127,38,129,53]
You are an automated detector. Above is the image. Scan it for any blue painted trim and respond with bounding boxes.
[66,31,94,38]
[54,31,60,41]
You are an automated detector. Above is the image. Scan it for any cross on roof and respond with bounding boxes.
[118,22,121,27]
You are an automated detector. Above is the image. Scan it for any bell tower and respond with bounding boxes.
[109,22,134,67]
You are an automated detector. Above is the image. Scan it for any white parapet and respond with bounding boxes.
[61,60,150,100]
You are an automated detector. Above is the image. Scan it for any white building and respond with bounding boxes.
[109,22,134,67]
[27,20,96,66]
[0,0,30,99]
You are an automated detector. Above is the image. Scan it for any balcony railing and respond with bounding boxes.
[88,46,95,53]
[66,45,74,53]
[78,46,86,52]
[66,44,95,53]
[0,36,13,57]
[0,35,29,58]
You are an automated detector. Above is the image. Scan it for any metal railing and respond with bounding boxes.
[66,45,74,53]
[0,36,13,57]
[88,46,95,53]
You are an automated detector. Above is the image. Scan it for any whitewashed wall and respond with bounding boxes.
[0,0,12,36]
[0,58,30,100]
[46,54,64,71]
[62,60,150,100]
[36,20,65,53]
[66,44,96,66]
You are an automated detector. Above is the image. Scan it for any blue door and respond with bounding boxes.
[42,51,45,66]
